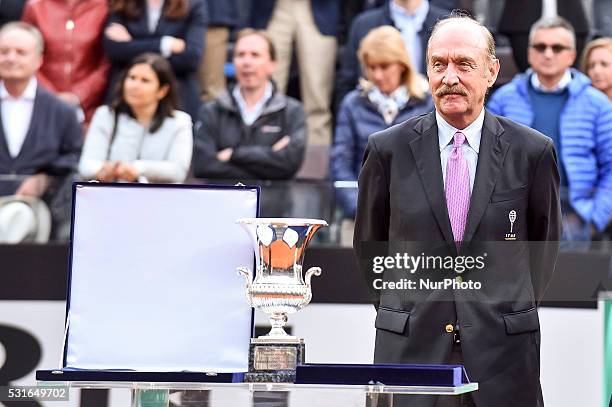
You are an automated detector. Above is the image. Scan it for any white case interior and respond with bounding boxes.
[65,184,257,372]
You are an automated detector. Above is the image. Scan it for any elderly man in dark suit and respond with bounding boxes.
[354,13,561,407]
[0,22,81,198]
[0,22,82,241]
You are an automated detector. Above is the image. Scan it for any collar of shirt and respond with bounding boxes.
[0,77,37,101]
[232,81,273,125]
[390,0,430,32]
[436,108,485,153]
[147,0,165,33]
[541,0,557,18]
[530,69,572,93]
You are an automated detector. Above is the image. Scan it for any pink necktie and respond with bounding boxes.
[445,131,471,245]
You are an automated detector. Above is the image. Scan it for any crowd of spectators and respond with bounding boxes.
[1,0,612,246]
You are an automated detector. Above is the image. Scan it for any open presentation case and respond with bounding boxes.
[37,182,259,383]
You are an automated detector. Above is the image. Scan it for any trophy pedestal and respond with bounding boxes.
[244,338,305,383]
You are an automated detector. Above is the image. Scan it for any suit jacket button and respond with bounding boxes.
[445,324,454,333]
[455,276,463,284]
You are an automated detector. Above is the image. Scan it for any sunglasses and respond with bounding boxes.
[530,43,572,54]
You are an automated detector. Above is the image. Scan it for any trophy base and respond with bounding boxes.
[251,336,302,344]
[244,371,297,383]
[244,340,305,383]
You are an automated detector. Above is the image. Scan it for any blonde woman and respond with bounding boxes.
[331,25,434,219]
[581,37,612,100]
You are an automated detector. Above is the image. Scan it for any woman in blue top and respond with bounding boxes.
[331,25,434,219]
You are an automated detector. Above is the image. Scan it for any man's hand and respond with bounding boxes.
[272,135,290,152]
[95,162,118,182]
[105,23,132,42]
[15,174,49,198]
[217,148,233,162]
[115,162,140,182]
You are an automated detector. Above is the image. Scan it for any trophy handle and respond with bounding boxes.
[237,266,254,307]
[237,266,253,286]
[304,267,322,288]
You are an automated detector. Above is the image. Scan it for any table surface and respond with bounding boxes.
[40,381,479,395]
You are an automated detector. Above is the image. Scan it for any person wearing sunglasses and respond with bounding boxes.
[488,16,612,243]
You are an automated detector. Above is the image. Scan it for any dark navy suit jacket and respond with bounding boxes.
[250,0,341,36]
[354,110,561,407]
[207,0,238,27]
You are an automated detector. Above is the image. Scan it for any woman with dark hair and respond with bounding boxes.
[79,53,193,183]
[104,0,208,118]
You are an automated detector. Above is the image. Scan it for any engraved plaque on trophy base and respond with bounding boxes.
[244,339,305,383]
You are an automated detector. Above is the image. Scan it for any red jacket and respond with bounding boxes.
[22,0,110,124]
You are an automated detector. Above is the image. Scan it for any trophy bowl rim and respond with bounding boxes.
[236,217,328,227]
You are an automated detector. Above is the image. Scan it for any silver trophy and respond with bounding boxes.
[236,218,327,382]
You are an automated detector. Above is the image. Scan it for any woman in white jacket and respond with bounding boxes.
[79,52,192,183]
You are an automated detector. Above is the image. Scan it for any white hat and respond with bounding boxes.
[0,195,51,243]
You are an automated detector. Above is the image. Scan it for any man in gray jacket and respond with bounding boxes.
[193,29,306,180]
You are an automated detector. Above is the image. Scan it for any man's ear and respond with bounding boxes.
[268,60,278,77]
[487,58,500,88]
[35,54,43,72]
[569,49,577,66]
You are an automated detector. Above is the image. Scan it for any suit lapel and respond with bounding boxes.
[409,112,456,248]
[154,18,167,35]
[12,86,40,162]
[0,100,10,161]
[132,12,150,36]
[462,111,509,245]
[154,8,170,35]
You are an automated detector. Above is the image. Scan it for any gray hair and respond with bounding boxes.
[528,16,576,49]
[427,11,497,64]
[0,22,44,55]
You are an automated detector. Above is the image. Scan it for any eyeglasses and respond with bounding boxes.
[530,43,572,54]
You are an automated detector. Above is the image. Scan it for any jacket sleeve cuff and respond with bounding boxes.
[160,36,173,57]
